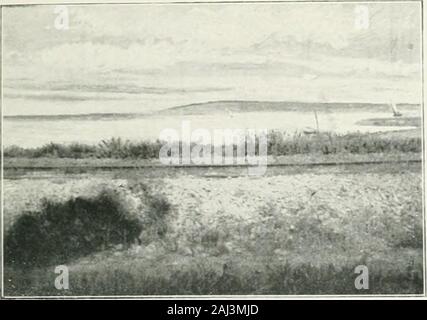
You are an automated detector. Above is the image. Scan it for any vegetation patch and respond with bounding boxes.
[3,131,422,159]
[4,186,171,269]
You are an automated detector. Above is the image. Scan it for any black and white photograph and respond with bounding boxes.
[0,0,425,298]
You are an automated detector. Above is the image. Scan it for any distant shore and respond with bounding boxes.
[3,100,422,119]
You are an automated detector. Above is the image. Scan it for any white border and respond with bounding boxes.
[0,0,425,300]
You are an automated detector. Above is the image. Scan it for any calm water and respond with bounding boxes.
[3,71,422,148]
[3,110,419,148]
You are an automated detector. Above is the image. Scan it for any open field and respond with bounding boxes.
[2,122,423,296]
[3,159,423,295]
[2,128,424,296]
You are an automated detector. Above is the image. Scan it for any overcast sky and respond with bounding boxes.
[4,3,421,73]
[2,2,422,111]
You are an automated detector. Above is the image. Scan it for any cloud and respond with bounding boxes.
[2,2,421,82]
[4,3,420,53]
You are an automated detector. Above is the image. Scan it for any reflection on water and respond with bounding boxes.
[3,111,420,147]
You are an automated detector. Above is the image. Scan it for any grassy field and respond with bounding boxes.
[2,126,423,296]
[3,159,423,296]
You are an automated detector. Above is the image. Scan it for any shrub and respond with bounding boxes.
[5,258,423,295]
[3,145,32,158]
[96,138,130,158]
[138,191,172,244]
[5,188,143,268]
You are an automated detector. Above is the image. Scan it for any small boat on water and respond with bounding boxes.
[303,110,320,135]
[391,102,402,117]
[303,127,317,135]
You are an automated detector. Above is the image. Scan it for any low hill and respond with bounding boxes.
[158,100,420,115]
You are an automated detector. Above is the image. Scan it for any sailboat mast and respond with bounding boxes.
[314,110,319,133]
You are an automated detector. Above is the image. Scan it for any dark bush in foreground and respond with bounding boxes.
[5,189,143,268]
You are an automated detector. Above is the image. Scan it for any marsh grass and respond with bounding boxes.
[4,256,423,296]
[3,131,421,159]
[3,148,423,295]
[4,191,423,295]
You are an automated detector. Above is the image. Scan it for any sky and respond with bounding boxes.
[2,2,423,114]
